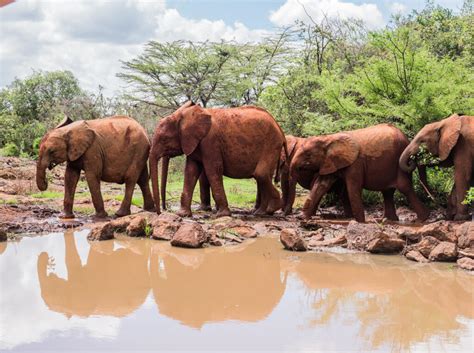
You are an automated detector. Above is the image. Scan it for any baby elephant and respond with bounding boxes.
[289,124,430,222]
[36,116,155,218]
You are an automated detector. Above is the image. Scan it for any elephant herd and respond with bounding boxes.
[36,103,473,222]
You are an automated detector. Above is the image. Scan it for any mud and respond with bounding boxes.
[0,231,472,352]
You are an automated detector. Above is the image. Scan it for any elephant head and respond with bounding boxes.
[149,101,211,213]
[290,133,360,180]
[36,117,95,191]
[399,114,462,172]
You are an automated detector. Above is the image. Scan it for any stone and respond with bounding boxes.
[152,223,179,241]
[171,222,209,248]
[396,227,421,243]
[457,257,474,271]
[405,250,429,263]
[458,249,474,259]
[0,228,7,242]
[219,231,243,243]
[345,221,388,251]
[416,221,456,243]
[428,242,458,262]
[227,226,258,239]
[126,216,148,237]
[366,233,405,254]
[157,212,182,224]
[412,236,440,258]
[208,230,223,246]
[308,234,347,248]
[456,222,474,249]
[88,222,116,241]
[280,228,307,251]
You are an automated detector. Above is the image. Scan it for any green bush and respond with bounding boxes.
[463,187,474,205]
[0,143,19,157]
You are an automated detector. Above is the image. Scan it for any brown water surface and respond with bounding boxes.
[0,230,472,352]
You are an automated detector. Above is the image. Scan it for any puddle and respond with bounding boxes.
[0,231,473,352]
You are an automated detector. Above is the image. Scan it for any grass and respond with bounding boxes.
[30,191,64,199]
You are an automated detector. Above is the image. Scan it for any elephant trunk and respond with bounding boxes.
[399,142,420,173]
[150,155,161,215]
[36,158,48,191]
[160,156,170,210]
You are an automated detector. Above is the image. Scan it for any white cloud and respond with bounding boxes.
[270,0,385,29]
[0,0,267,95]
[390,2,408,14]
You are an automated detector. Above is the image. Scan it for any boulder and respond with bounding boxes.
[428,242,458,262]
[416,221,456,243]
[171,222,209,248]
[366,233,405,254]
[157,212,182,224]
[458,249,474,259]
[208,229,223,246]
[345,221,388,251]
[457,257,474,271]
[88,222,116,241]
[412,236,440,258]
[396,227,422,243]
[126,216,148,237]
[280,228,307,251]
[308,234,347,248]
[405,250,429,263]
[0,228,7,242]
[456,222,474,249]
[149,213,181,241]
[227,226,258,239]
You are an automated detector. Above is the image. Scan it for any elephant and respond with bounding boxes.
[399,114,474,221]
[279,135,352,217]
[36,116,155,218]
[289,124,430,222]
[149,101,286,217]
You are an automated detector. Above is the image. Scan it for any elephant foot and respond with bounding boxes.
[177,208,192,217]
[197,204,212,212]
[216,208,231,218]
[144,206,156,213]
[59,212,75,219]
[115,209,131,218]
[415,209,430,223]
[384,214,399,222]
[93,211,108,220]
[266,198,282,215]
[454,213,471,221]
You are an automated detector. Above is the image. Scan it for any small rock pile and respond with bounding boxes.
[87,213,261,249]
[279,220,474,271]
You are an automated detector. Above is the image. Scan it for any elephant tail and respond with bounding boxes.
[274,140,289,184]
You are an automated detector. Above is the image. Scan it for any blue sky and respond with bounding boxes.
[0,0,467,94]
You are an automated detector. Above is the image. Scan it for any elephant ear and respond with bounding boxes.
[439,114,461,161]
[55,115,73,129]
[179,105,212,156]
[66,121,95,161]
[320,134,360,175]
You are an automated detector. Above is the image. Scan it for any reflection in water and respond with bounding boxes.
[0,231,472,352]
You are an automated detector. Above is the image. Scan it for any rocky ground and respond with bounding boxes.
[0,156,473,271]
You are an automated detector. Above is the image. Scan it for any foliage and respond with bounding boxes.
[463,188,474,205]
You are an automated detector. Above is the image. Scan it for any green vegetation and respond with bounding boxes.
[463,188,474,205]
[1,1,472,209]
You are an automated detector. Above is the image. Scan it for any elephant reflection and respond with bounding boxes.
[37,233,286,327]
[287,253,474,351]
[37,231,150,317]
[149,237,287,328]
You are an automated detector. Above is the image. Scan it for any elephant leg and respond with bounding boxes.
[446,185,456,220]
[178,158,201,217]
[280,169,290,213]
[203,164,230,218]
[137,165,155,212]
[341,186,353,218]
[62,166,80,219]
[453,163,472,221]
[345,179,365,223]
[254,184,261,211]
[396,171,430,222]
[115,180,135,217]
[85,171,107,219]
[197,172,212,212]
[302,175,337,219]
[382,188,399,221]
[284,177,298,216]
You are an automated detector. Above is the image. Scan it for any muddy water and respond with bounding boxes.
[0,231,473,352]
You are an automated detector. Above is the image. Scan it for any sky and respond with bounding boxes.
[0,0,467,95]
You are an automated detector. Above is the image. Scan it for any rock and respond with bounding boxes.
[396,227,422,243]
[219,231,243,243]
[346,221,388,251]
[307,231,324,242]
[366,233,405,254]
[108,216,133,233]
[416,221,456,243]
[300,219,323,231]
[412,236,440,258]
[405,250,429,263]
[152,223,179,241]
[157,212,182,224]
[208,230,223,246]
[227,226,257,238]
[88,223,116,241]
[280,228,307,251]
[457,257,474,271]
[171,222,209,248]
[126,216,148,237]
[456,222,474,249]
[0,228,7,242]
[308,234,347,248]
[458,249,474,259]
[429,242,458,262]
